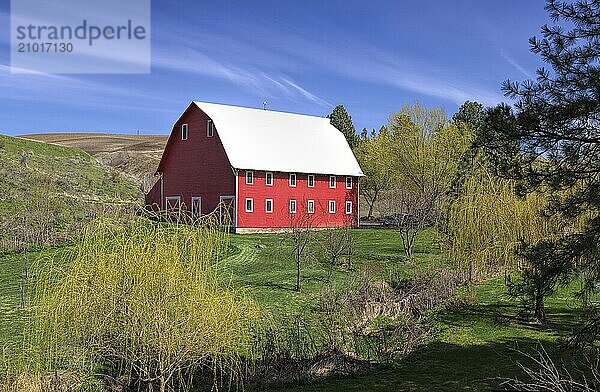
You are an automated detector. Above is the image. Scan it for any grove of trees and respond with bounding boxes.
[351,0,600,338]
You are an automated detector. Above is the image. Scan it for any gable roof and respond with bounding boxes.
[166,101,364,177]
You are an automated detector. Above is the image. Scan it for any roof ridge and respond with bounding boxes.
[192,101,329,121]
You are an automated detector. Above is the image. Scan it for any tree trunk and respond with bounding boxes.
[296,250,301,292]
[366,189,379,218]
[534,290,545,322]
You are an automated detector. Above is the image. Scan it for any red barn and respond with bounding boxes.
[145,101,364,232]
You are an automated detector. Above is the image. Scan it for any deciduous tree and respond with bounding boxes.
[354,126,394,218]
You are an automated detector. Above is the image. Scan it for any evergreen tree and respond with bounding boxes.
[451,101,485,131]
[328,105,358,149]
[481,0,600,323]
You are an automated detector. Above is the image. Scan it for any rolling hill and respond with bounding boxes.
[20,133,168,189]
[0,134,140,252]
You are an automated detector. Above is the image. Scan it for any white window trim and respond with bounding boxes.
[329,200,336,214]
[346,176,353,189]
[191,196,202,218]
[245,198,254,213]
[346,201,352,215]
[207,119,214,137]
[307,200,315,214]
[307,174,315,188]
[265,172,273,186]
[289,173,297,187]
[329,175,336,188]
[181,124,188,141]
[290,199,297,214]
[265,198,273,213]
[246,170,254,185]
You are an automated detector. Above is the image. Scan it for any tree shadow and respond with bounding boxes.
[241,338,585,392]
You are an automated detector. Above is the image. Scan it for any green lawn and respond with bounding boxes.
[219,228,588,391]
[220,228,448,316]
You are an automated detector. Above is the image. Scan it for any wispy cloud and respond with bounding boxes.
[174,22,505,107]
[152,45,332,107]
[273,31,505,106]
[280,77,332,107]
[500,50,535,80]
[334,57,504,106]
[0,64,171,112]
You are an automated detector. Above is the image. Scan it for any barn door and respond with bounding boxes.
[165,196,182,222]
[165,196,181,211]
[191,196,202,220]
[219,196,236,228]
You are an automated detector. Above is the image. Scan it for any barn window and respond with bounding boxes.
[346,177,353,189]
[265,172,273,186]
[245,198,254,213]
[329,200,336,214]
[307,174,315,188]
[290,199,297,214]
[346,201,352,214]
[207,119,215,137]
[246,170,254,185]
[289,173,297,187]
[329,176,336,188]
[307,200,315,214]
[265,199,273,213]
[181,124,188,141]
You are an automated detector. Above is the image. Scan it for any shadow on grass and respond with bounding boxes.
[241,338,581,392]
[439,300,585,339]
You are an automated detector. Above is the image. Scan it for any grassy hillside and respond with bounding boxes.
[0,134,139,251]
[20,133,168,187]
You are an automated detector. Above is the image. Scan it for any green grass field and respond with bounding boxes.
[218,228,587,391]
[0,226,587,391]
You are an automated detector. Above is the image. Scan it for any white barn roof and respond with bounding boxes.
[192,101,364,177]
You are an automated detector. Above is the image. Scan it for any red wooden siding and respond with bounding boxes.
[145,106,235,215]
[236,170,359,229]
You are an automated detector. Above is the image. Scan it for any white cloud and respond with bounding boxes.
[501,50,535,80]
[0,64,169,111]
[152,46,332,107]
[172,23,505,107]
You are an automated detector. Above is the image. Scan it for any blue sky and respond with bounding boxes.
[0,1,549,136]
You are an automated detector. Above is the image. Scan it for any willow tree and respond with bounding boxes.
[26,215,259,392]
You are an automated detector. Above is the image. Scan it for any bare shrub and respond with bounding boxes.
[319,268,466,362]
[244,314,371,387]
[500,345,600,392]
[284,210,314,292]
[320,228,353,281]
[380,187,436,259]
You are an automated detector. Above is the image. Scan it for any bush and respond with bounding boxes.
[21,214,259,392]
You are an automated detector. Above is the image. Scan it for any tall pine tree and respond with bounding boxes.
[328,105,358,149]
